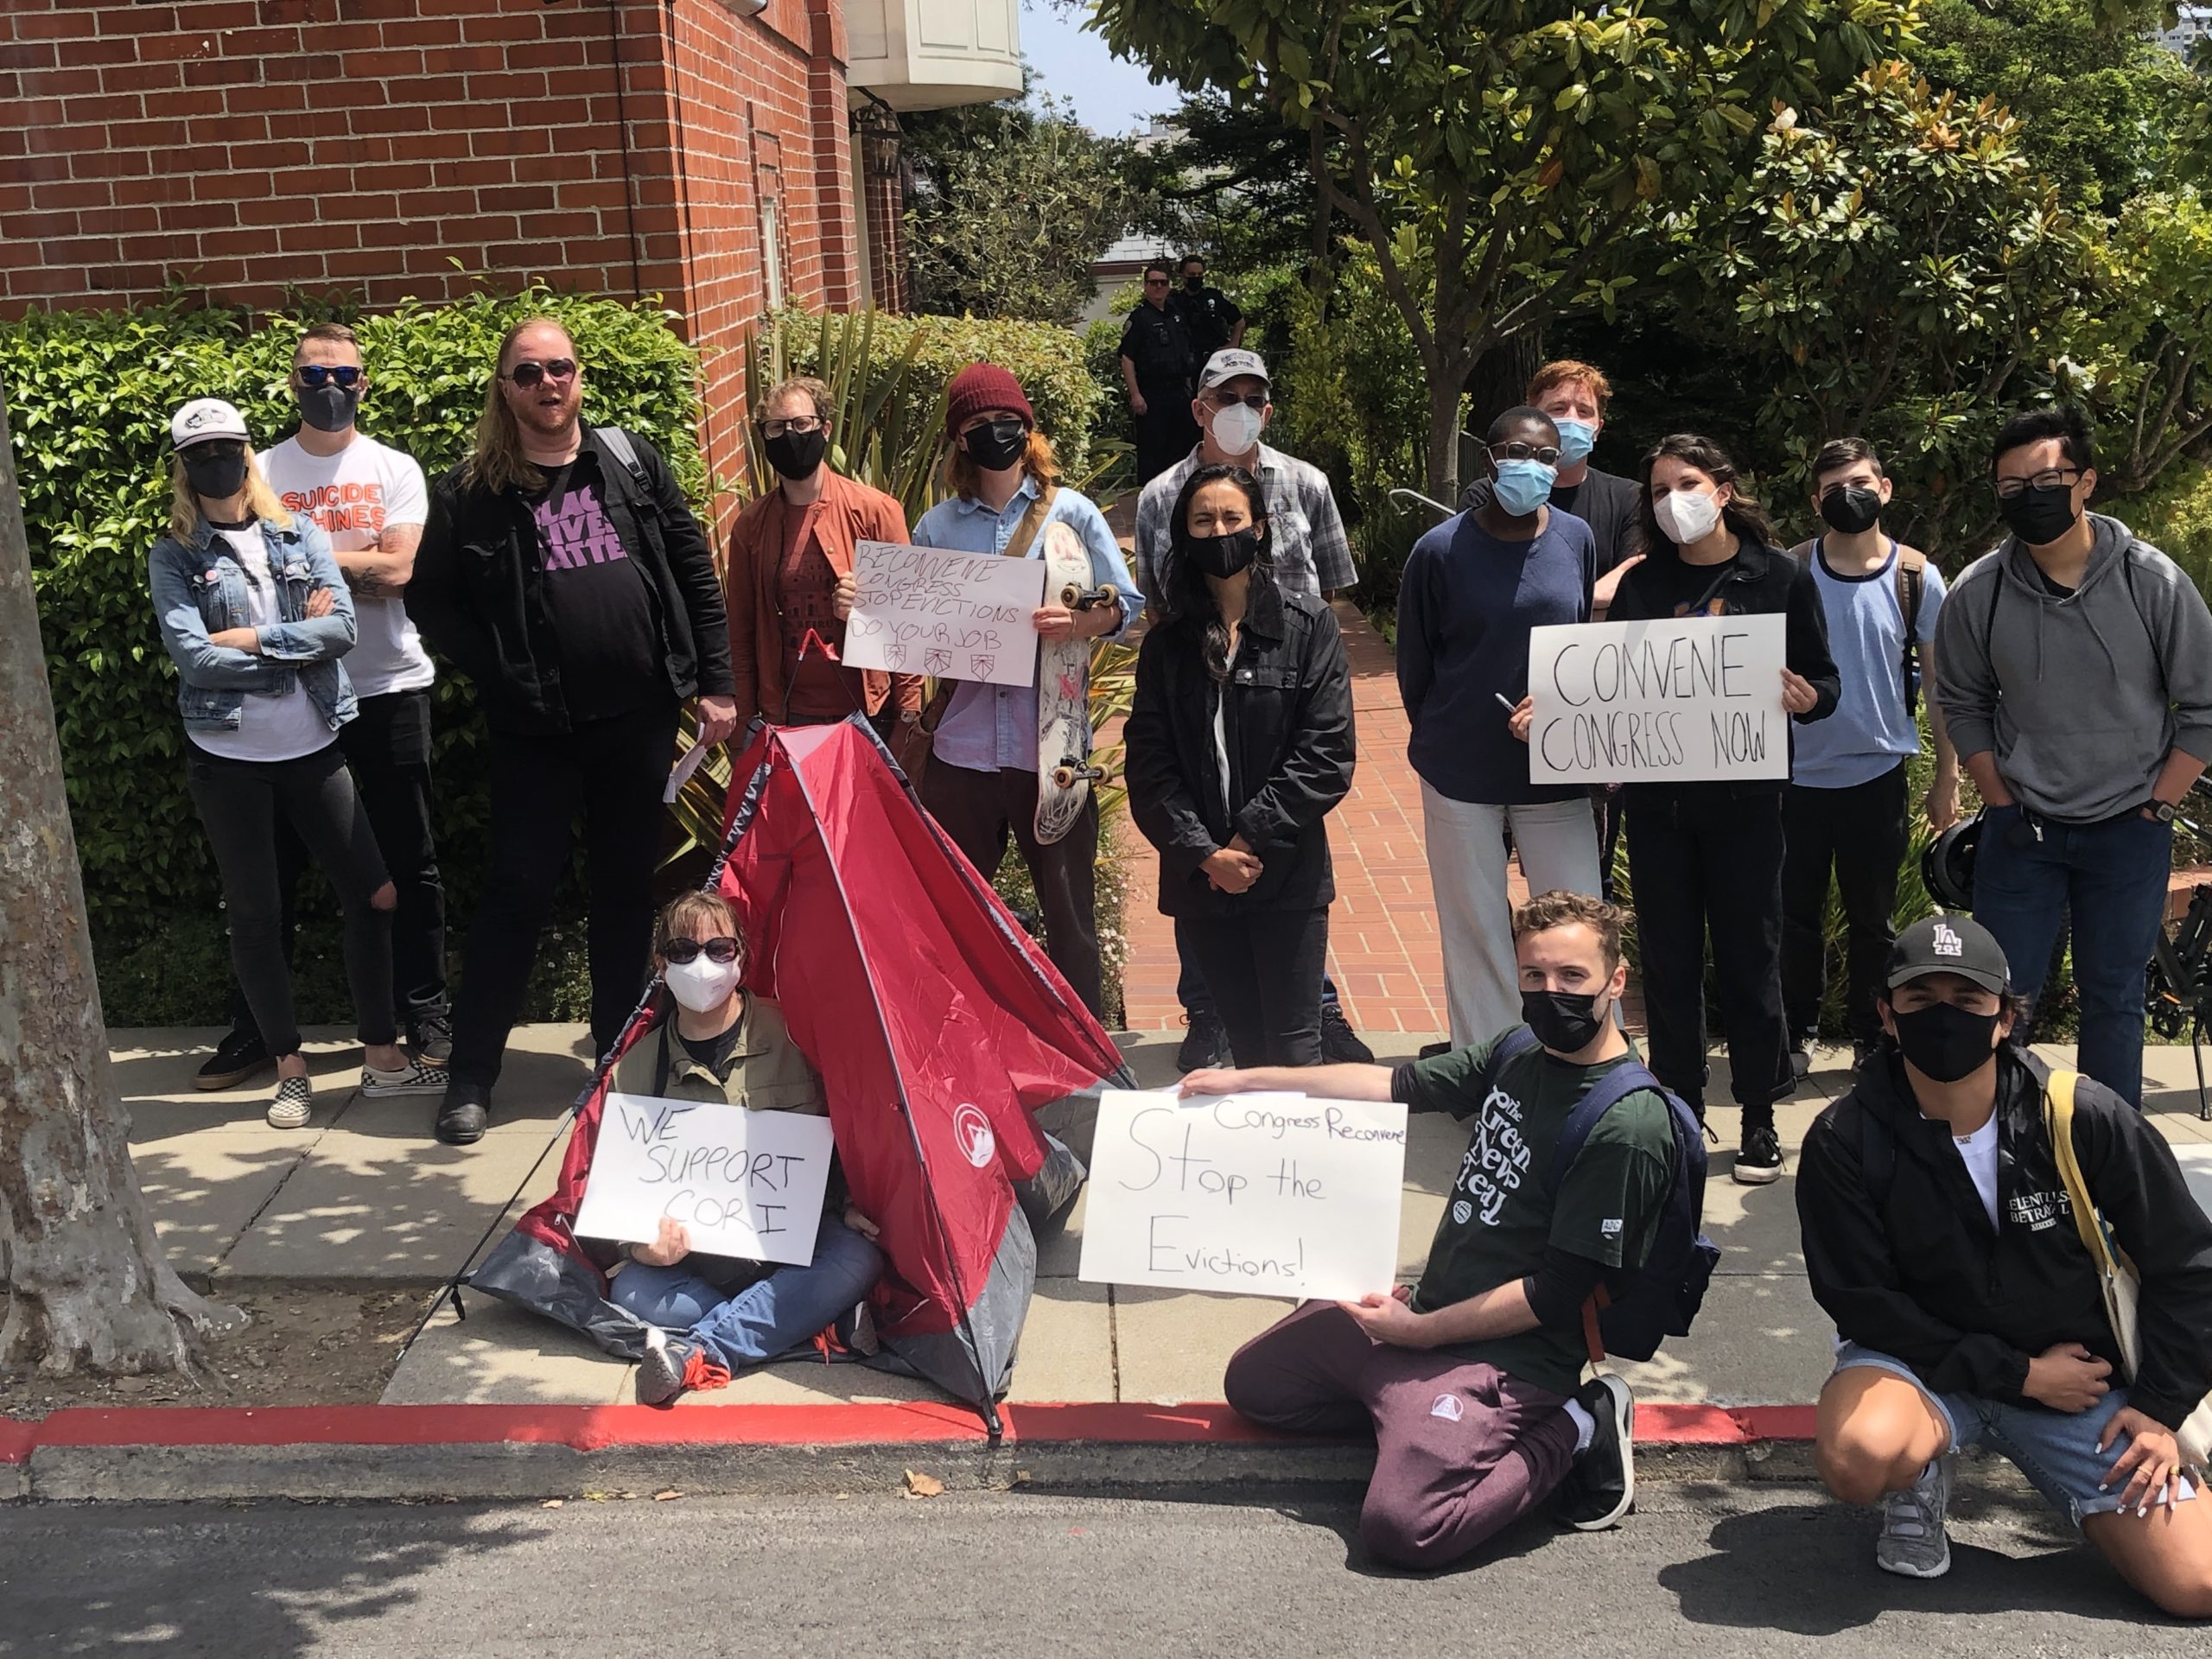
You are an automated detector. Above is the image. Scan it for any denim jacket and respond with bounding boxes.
[148,512,359,734]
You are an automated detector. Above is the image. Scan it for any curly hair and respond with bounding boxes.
[1511,889,1630,972]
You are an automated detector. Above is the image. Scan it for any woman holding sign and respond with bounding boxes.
[607,892,883,1407]
[1127,463,1356,1066]
[1598,435,1838,1185]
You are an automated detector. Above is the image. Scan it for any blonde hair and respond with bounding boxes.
[762,375,831,423]
[168,445,290,542]
[461,315,575,497]
[946,425,1060,500]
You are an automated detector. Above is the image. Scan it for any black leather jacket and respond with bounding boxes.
[1126,579,1356,918]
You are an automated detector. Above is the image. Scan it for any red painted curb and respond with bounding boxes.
[0,1399,1818,1463]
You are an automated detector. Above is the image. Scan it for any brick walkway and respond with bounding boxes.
[1118,602,1480,1038]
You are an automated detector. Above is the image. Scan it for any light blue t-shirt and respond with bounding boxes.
[914,478,1136,774]
[1791,538,1948,790]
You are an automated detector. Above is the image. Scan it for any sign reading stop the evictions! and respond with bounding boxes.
[573,1094,836,1266]
[1078,1090,1408,1300]
[1526,613,1789,785]
[842,538,1047,689]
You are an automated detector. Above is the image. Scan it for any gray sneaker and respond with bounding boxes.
[1876,1453,1954,1579]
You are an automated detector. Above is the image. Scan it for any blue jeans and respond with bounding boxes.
[1971,804,2172,1106]
[608,1216,883,1371]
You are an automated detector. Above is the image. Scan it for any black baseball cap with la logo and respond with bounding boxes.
[1885,914,2010,996]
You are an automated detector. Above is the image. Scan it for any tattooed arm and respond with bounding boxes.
[335,521,421,598]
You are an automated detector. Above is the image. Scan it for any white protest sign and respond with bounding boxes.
[573,1094,836,1266]
[1526,612,1789,785]
[1078,1090,1408,1300]
[842,538,1046,688]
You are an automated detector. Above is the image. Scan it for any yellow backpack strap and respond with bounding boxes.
[2044,1070,2108,1266]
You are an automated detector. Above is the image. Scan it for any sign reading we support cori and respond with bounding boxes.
[1526,613,1789,785]
[842,538,1047,689]
[573,1095,836,1267]
[1078,1090,1408,1300]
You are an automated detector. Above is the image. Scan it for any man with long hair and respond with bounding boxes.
[409,316,735,1145]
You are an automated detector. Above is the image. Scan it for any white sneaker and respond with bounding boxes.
[266,1074,313,1129]
[362,1059,448,1098]
[1876,1453,1954,1579]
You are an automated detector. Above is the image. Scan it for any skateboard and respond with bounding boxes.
[1034,520,1117,845]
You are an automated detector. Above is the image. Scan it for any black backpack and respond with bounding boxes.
[1476,1027,1721,1362]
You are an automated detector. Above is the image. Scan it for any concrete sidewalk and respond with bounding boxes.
[113,1026,2212,1415]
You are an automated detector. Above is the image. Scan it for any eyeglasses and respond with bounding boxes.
[1491,441,1563,467]
[1143,277,1169,289]
[662,935,741,965]
[1205,391,1268,411]
[503,358,579,389]
[295,365,363,390]
[1993,467,2081,501]
[759,415,822,440]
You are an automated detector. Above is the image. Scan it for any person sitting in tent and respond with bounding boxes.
[607,889,885,1406]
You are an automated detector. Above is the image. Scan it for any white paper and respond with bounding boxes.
[1078,1090,1408,1300]
[1526,613,1790,785]
[841,538,1046,688]
[573,1093,836,1267]
[662,734,715,804]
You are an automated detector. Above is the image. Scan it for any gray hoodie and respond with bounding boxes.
[1933,512,2212,823]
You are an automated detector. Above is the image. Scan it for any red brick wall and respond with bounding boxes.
[0,0,868,522]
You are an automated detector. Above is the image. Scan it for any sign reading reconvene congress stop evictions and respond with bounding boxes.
[842,538,1047,689]
[1525,613,1789,785]
[1079,1090,1408,1300]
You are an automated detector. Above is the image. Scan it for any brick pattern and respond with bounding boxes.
[1,0,867,530]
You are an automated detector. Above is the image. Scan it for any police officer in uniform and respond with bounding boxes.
[1172,253,1246,366]
[1119,258,1199,486]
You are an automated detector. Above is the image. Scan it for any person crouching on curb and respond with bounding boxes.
[610,891,884,1407]
[1797,914,2212,1614]
[1182,892,1669,1569]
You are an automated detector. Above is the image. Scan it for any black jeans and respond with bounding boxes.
[1133,383,1200,486]
[186,740,395,1057]
[226,689,448,1041]
[1781,763,1908,1049]
[448,701,679,1088]
[1175,907,1330,1067]
[1624,785,1790,1116]
[921,762,1102,1018]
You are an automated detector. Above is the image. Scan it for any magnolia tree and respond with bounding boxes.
[0,379,241,1374]
[1089,0,1910,499]
[2077,189,2212,496]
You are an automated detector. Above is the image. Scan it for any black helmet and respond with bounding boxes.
[1923,812,1984,911]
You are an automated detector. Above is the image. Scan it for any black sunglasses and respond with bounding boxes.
[295,365,363,390]
[1205,390,1268,410]
[503,358,578,389]
[1143,276,1170,288]
[662,935,741,965]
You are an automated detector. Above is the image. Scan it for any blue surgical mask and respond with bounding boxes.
[1554,418,1597,466]
[1492,458,1557,517]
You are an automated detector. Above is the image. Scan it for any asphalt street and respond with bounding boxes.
[1,1482,2199,1657]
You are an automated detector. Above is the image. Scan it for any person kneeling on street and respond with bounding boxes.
[1797,915,2212,1616]
[1183,892,1670,1569]
[608,891,884,1407]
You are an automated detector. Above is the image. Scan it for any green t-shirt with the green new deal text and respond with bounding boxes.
[1400,1029,1676,1395]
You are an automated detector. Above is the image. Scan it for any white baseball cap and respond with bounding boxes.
[1198,348,1270,391]
[169,397,250,450]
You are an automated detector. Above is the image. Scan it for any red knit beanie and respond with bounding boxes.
[944,364,1034,435]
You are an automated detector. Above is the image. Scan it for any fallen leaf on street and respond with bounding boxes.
[653,1490,683,1502]
[542,1500,563,1510]
[903,1469,945,1499]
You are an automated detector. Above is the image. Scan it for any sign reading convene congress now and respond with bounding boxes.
[1526,613,1789,785]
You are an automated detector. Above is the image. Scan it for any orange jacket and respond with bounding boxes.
[724,468,923,728]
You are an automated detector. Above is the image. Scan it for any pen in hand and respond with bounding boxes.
[1496,693,1518,715]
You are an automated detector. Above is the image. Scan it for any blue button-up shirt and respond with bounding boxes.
[915,478,1136,774]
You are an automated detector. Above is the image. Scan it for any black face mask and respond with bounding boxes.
[1891,1001,2003,1084]
[1820,485,1883,536]
[182,445,250,501]
[1998,482,2081,548]
[960,418,1029,474]
[1522,988,1607,1054]
[1184,527,1262,579]
[1185,276,1205,291]
[297,384,359,434]
[763,427,827,481]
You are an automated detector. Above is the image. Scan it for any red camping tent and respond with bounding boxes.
[470,716,1127,1427]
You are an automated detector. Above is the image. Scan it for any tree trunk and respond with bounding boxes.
[0,380,242,1374]
[1424,369,1466,504]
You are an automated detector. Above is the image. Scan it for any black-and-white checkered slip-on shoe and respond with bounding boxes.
[266,1074,314,1129]
[362,1059,449,1099]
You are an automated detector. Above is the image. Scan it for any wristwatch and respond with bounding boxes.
[2145,798,2178,823]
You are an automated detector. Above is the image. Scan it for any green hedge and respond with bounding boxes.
[2,287,706,997]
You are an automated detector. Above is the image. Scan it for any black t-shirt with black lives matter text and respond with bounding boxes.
[1392,1029,1675,1395]
[527,454,664,721]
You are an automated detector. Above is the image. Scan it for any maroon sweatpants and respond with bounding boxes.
[1224,1300,1579,1569]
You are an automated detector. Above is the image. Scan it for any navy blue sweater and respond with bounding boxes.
[1397,507,1596,804]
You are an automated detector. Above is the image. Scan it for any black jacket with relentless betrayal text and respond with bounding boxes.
[1796,1045,2212,1429]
